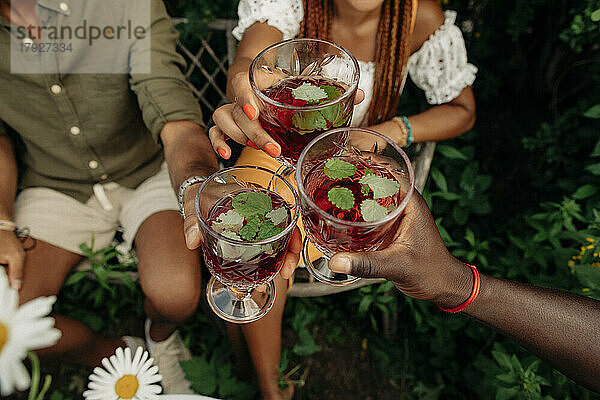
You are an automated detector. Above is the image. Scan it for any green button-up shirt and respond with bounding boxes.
[0,0,205,203]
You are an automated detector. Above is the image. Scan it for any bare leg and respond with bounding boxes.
[18,240,124,365]
[135,211,202,341]
[240,275,293,400]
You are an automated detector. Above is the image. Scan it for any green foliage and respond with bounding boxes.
[181,356,256,400]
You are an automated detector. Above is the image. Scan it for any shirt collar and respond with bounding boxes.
[0,0,70,29]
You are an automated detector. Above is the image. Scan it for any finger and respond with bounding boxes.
[280,228,302,280]
[6,253,25,290]
[231,73,261,121]
[354,88,365,105]
[231,105,281,158]
[208,126,232,160]
[328,249,392,279]
[212,104,252,146]
[182,184,202,249]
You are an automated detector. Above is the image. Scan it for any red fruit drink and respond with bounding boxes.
[202,189,292,290]
[259,76,354,166]
[302,156,406,255]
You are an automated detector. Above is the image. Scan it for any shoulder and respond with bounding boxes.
[410,0,445,53]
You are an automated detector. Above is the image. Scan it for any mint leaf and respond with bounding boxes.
[320,84,341,100]
[327,187,355,210]
[364,168,374,175]
[239,215,261,240]
[220,230,241,240]
[292,110,327,132]
[266,207,288,226]
[319,103,343,124]
[212,209,244,234]
[360,199,390,222]
[232,191,273,218]
[359,174,400,199]
[361,184,370,196]
[256,220,283,241]
[292,82,328,102]
[324,158,357,180]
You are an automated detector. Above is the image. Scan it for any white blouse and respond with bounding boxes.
[233,0,477,126]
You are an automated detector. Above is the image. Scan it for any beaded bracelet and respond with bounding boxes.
[392,116,414,147]
[0,220,16,232]
[437,263,481,313]
[178,176,209,218]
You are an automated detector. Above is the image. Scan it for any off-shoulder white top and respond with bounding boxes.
[233,0,477,126]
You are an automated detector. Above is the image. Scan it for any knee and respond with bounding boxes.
[145,278,202,323]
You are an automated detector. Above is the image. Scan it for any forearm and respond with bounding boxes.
[0,136,17,220]
[408,97,475,142]
[439,267,600,391]
[160,121,219,190]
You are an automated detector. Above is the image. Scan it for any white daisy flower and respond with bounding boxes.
[0,268,61,396]
[84,347,163,400]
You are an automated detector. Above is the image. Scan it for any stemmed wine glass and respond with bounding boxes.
[195,166,299,323]
[249,38,360,170]
[295,127,415,285]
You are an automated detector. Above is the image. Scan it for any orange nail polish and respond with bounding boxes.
[264,143,280,158]
[243,103,256,120]
[247,140,260,150]
[217,148,228,159]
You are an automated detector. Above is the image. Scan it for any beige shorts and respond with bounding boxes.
[14,163,179,255]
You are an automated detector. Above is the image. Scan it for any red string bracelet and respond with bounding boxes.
[438,263,480,313]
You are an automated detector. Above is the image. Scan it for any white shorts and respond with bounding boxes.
[14,163,179,255]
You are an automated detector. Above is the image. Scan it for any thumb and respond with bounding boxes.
[328,251,390,279]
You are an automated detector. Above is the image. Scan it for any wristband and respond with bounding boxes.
[438,263,480,313]
[178,176,208,218]
[0,220,16,232]
[392,116,413,147]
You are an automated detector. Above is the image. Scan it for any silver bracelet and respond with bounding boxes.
[178,176,208,218]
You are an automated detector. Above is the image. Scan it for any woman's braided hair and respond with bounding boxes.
[299,0,413,125]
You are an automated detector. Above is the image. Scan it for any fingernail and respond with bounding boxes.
[11,279,22,290]
[264,143,280,158]
[185,225,199,248]
[243,103,256,120]
[329,255,352,274]
[217,148,228,159]
[247,140,260,150]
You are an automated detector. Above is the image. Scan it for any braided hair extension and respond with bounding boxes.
[299,0,414,125]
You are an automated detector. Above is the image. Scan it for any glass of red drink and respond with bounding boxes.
[295,127,415,285]
[250,38,360,168]
[195,166,299,323]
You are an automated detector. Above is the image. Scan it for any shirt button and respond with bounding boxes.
[50,84,62,95]
[100,174,108,180]
[70,126,80,136]
[22,37,33,46]
[59,2,69,12]
[88,160,99,169]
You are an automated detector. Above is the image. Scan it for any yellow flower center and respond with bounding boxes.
[114,375,139,399]
[0,322,8,353]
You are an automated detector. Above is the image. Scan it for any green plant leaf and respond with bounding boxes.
[256,219,283,241]
[292,110,328,132]
[436,145,468,160]
[583,104,600,119]
[572,184,598,199]
[320,84,341,99]
[324,158,357,180]
[592,138,600,157]
[592,9,600,22]
[239,215,261,240]
[360,199,389,222]
[292,82,328,102]
[181,357,218,395]
[359,174,400,199]
[430,167,448,192]
[292,329,322,356]
[266,207,288,226]
[319,103,343,124]
[495,386,519,400]
[232,191,273,218]
[585,163,600,175]
[328,186,355,210]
